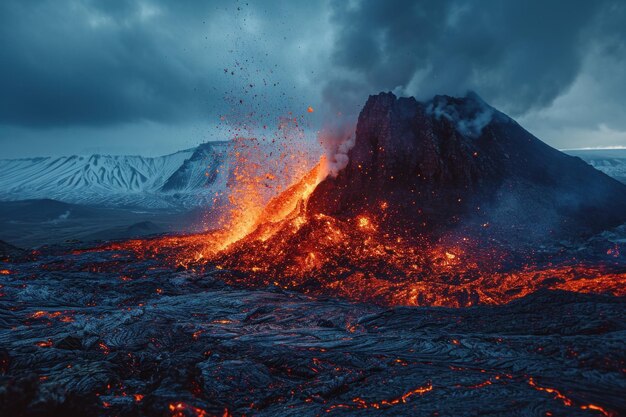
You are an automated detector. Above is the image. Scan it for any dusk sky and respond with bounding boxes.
[1,0,625,158]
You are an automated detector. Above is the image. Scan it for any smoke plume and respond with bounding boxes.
[317,118,356,179]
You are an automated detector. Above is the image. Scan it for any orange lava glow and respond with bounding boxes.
[528,377,614,417]
[35,339,53,348]
[198,116,319,254]
[168,402,230,417]
[86,147,626,308]
[28,310,74,322]
[169,402,208,417]
[326,382,432,412]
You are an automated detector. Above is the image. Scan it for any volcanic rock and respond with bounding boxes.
[309,92,626,243]
[2,245,625,416]
[0,239,23,260]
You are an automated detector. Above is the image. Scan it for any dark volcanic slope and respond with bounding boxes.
[0,248,624,417]
[309,92,626,243]
[0,239,23,260]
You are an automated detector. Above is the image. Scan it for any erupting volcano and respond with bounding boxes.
[4,2,626,416]
[2,93,626,417]
[95,92,626,308]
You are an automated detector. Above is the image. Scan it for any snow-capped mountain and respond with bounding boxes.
[564,149,626,184]
[0,141,230,209]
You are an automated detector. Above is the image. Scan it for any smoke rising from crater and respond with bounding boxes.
[317,118,356,179]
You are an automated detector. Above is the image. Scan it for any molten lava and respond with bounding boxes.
[91,159,626,308]
[77,93,626,308]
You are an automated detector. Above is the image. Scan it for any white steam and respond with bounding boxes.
[426,95,495,138]
[317,120,356,179]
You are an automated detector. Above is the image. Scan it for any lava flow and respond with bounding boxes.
[81,92,626,308]
[4,93,626,417]
[91,157,626,308]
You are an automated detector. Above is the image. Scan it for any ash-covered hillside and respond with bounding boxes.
[309,92,626,243]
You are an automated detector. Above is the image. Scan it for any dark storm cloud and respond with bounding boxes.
[0,0,625,156]
[0,1,209,126]
[0,0,322,128]
[323,0,626,119]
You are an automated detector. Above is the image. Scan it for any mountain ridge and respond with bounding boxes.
[0,141,231,209]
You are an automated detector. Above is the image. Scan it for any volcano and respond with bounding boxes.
[73,92,626,308]
[2,93,626,417]
[309,92,626,244]
[83,92,616,308]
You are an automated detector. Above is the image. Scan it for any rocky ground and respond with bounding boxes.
[1,245,625,417]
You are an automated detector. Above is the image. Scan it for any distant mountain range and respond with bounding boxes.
[0,138,624,211]
[0,141,230,209]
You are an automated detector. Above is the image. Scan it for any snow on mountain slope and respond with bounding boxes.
[161,142,229,193]
[0,151,191,193]
[565,149,626,184]
[0,142,231,209]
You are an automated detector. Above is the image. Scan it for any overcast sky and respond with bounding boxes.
[1,0,625,158]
